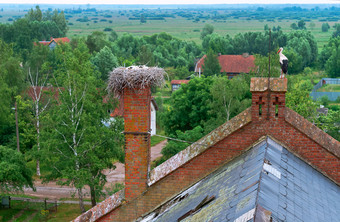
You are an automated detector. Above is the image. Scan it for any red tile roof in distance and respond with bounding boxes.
[171,80,190,85]
[36,37,70,46]
[195,54,255,74]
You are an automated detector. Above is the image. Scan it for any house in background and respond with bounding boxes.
[170,80,190,92]
[74,77,340,222]
[35,37,70,49]
[110,97,158,136]
[195,53,255,78]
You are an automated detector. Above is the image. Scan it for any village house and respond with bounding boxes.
[35,37,70,49]
[170,80,190,92]
[74,69,340,222]
[195,53,255,78]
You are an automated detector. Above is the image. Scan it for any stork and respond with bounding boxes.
[277,47,288,78]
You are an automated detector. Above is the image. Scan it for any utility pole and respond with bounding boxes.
[14,101,20,152]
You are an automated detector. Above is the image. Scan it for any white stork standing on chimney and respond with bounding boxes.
[277,47,288,78]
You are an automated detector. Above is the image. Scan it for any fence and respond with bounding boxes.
[310,78,340,101]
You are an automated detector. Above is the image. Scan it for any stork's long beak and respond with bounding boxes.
[277,49,281,54]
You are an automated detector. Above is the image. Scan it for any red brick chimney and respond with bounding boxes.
[123,87,151,201]
[107,66,165,202]
[250,78,287,121]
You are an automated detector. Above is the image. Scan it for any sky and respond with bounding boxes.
[1,0,339,4]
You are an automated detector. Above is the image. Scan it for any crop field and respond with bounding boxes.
[0,7,336,52]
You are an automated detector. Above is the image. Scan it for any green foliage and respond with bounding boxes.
[322,23,330,32]
[42,41,124,209]
[298,20,306,30]
[320,37,340,78]
[332,23,340,38]
[0,7,68,60]
[0,146,34,194]
[164,77,214,135]
[206,76,251,133]
[200,24,214,39]
[158,126,204,165]
[286,77,318,120]
[91,46,118,81]
[86,31,109,54]
[202,49,221,76]
[315,110,340,141]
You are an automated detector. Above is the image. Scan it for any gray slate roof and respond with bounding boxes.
[140,137,340,222]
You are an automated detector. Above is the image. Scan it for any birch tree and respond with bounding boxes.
[42,41,123,212]
[27,69,50,176]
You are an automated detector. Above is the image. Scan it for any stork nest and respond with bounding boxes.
[107,65,165,97]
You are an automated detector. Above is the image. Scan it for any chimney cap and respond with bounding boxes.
[250,77,287,92]
[107,65,165,97]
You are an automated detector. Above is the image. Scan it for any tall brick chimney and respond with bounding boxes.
[123,87,151,200]
[107,66,165,202]
[250,77,287,121]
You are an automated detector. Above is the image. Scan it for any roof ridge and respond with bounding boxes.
[284,107,340,158]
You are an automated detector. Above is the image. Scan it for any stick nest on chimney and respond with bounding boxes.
[107,65,165,97]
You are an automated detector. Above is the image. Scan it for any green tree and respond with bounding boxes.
[315,110,340,141]
[290,23,298,30]
[207,76,251,132]
[298,20,306,30]
[140,14,146,23]
[286,79,318,121]
[92,46,118,81]
[200,24,214,39]
[163,77,214,135]
[109,30,118,42]
[42,42,124,210]
[202,49,221,76]
[26,5,42,22]
[0,146,35,194]
[322,23,330,32]
[332,24,340,38]
[86,31,109,54]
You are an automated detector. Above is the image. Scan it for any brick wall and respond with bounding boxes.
[123,87,151,201]
[98,78,339,222]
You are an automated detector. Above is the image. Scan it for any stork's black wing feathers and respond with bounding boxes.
[280,59,288,74]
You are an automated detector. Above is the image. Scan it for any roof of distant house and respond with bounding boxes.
[171,80,190,85]
[195,54,255,74]
[36,37,70,46]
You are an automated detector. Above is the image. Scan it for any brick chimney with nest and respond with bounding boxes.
[106,66,165,202]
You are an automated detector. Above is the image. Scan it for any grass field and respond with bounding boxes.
[0,9,336,52]
[0,200,90,222]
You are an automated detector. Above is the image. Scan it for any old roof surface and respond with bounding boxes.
[195,54,255,74]
[141,137,340,222]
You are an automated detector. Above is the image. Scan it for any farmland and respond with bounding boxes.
[0,4,338,51]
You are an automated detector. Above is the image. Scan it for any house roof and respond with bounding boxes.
[141,137,340,222]
[36,37,70,46]
[195,54,255,74]
[74,78,340,222]
[170,80,190,85]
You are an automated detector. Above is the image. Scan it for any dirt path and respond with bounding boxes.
[23,140,167,199]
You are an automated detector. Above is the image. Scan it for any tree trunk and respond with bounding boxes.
[77,188,86,213]
[36,160,41,176]
[36,114,41,176]
[90,185,97,207]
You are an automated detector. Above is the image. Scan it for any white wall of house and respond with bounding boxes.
[151,102,156,136]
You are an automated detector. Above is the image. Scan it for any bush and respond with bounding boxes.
[104,27,113,32]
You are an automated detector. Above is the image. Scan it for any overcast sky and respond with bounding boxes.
[2,0,338,4]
